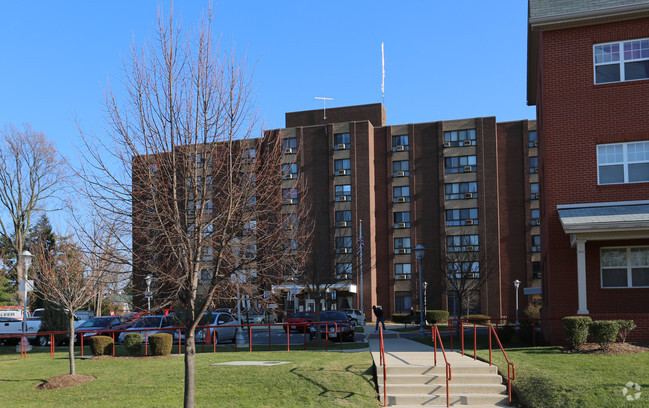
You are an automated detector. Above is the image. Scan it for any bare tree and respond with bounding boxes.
[77,10,309,408]
[0,124,67,301]
[32,237,103,375]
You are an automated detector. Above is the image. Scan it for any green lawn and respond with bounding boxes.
[0,347,378,407]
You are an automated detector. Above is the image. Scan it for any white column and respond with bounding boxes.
[576,239,589,315]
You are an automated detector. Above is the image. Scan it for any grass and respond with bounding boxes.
[411,334,649,408]
[0,346,378,407]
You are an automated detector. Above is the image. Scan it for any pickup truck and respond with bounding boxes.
[0,313,88,346]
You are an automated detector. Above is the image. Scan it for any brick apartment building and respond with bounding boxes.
[528,0,649,344]
[267,104,540,321]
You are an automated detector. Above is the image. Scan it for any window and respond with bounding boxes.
[245,195,257,209]
[392,160,410,177]
[283,137,297,153]
[336,263,352,280]
[283,213,298,230]
[335,210,352,223]
[395,292,412,313]
[393,186,410,203]
[395,263,412,280]
[200,269,213,285]
[392,135,409,151]
[242,148,256,161]
[336,237,353,253]
[594,39,649,84]
[205,200,213,214]
[529,131,538,148]
[446,235,479,252]
[444,129,476,147]
[201,247,213,261]
[597,141,649,184]
[334,159,351,175]
[445,182,478,200]
[601,247,649,288]
[282,188,298,205]
[531,209,540,225]
[529,157,538,173]
[282,163,298,180]
[202,224,214,238]
[532,235,540,252]
[334,133,351,150]
[335,184,352,201]
[243,220,257,236]
[285,239,298,252]
[192,153,204,168]
[531,182,539,199]
[447,262,480,279]
[445,155,477,173]
[394,237,411,254]
[394,211,411,228]
[243,244,257,259]
[446,208,478,226]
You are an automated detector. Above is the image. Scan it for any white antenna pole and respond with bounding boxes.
[381,42,385,103]
[314,96,333,120]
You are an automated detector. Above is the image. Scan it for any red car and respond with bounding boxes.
[284,311,315,333]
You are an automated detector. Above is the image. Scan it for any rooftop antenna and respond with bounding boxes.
[381,42,385,103]
[314,97,333,120]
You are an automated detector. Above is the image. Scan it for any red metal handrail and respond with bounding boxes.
[489,325,516,406]
[432,325,452,407]
[379,326,387,407]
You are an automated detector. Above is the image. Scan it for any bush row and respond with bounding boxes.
[561,316,636,350]
[391,310,449,325]
[89,333,172,356]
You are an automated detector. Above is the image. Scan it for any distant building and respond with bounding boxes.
[528,0,649,344]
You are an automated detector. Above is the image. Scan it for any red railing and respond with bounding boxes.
[489,325,515,406]
[378,326,387,407]
[431,325,451,407]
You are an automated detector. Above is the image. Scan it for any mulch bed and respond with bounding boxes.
[562,342,649,355]
[36,374,96,390]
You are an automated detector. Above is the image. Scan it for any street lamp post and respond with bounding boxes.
[231,273,246,344]
[514,279,521,326]
[20,251,33,353]
[423,281,428,325]
[144,274,154,311]
[414,245,426,336]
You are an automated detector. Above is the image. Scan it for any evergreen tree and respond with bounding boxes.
[26,214,58,310]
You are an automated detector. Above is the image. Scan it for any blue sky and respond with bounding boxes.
[0,1,534,161]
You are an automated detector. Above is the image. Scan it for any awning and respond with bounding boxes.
[272,283,357,294]
[558,200,649,240]
[523,287,542,296]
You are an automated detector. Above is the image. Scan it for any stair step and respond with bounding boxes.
[381,365,499,376]
[380,393,509,406]
[377,373,503,385]
[378,383,507,395]
[388,404,510,407]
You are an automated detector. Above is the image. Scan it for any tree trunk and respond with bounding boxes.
[68,315,76,375]
[183,330,196,408]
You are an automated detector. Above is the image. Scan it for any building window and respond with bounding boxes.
[447,262,480,279]
[242,148,256,161]
[334,133,351,150]
[243,220,257,236]
[395,263,412,280]
[594,38,649,84]
[392,160,410,177]
[392,135,409,151]
[243,244,257,259]
[445,182,478,200]
[529,157,538,173]
[335,210,352,224]
[283,213,298,230]
[531,209,540,225]
[394,211,411,228]
[336,263,352,280]
[444,129,476,147]
[395,292,412,314]
[531,182,539,200]
[335,184,352,202]
[446,208,478,226]
[447,235,479,252]
[200,269,213,285]
[336,237,353,254]
[192,153,204,168]
[597,141,649,184]
[282,163,298,180]
[282,188,298,205]
[601,247,649,288]
[334,159,351,176]
[445,156,477,173]
[283,137,297,154]
[532,235,540,252]
[285,239,298,252]
[393,186,410,203]
[394,237,411,254]
[529,131,538,148]
[201,247,213,261]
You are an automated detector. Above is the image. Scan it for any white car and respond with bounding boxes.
[341,309,366,326]
[194,312,239,344]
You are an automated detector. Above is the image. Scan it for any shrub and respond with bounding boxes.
[123,333,143,355]
[149,333,173,356]
[465,315,490,325]
[427,310,449,325]
[523,304,541,320]
[391,313,410,325]
[90,335,114,356]
[616,320,636,343]
[590,320,619,352]
[562,316,592,349]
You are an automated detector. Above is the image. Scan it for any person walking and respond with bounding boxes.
[373,305,386,331]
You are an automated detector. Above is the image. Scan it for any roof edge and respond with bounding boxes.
[530,2,649,30]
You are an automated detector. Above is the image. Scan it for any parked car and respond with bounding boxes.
[319,310,354,342]
[341,309,366,326]
[245,309,278,324]
[73,315,134,344]
[193,312,239,344]
[284,311,316,333]
[117,315,179,343]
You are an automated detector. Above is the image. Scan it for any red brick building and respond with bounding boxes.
[528,0,649,344]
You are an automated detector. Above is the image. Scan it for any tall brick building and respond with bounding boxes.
[268,104,539,321]
[528,0,649,343]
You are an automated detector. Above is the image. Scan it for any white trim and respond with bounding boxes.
[594,38,649,85]
[557,200,649,210]
[600,246,649,289]
[596,141,649,184]
[576,239,589,315]
[530,3,649,29]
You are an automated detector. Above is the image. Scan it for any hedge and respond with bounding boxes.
[590,320,619,352]
[149,333,173,356]
[123,333,143,355]
[464,315,491,325]
[616,320,636,343]
[90,335,113,356]
[562,316,592,349]
[427,310,449,324]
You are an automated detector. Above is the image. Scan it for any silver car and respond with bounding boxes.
[341,309,366,326]
[194,312,239,344]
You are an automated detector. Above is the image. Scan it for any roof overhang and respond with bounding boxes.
[272,283,357,294]
[530,2,649,31]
